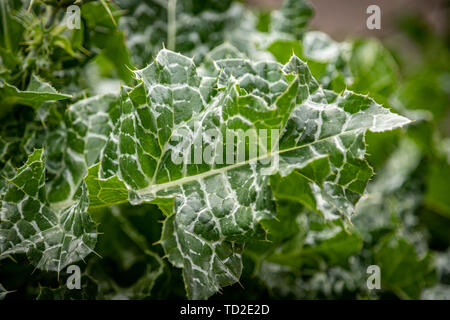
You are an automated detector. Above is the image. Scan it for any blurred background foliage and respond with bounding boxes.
[0,0,449,299]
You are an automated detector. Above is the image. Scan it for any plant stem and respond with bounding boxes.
[45,6,58,29]
[0,0,11,51]
[100,0,117,26]
[167,0,176,51]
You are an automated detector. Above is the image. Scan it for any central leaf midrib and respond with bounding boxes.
[137,127,363,195]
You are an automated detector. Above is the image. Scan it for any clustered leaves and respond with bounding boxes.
[0,0,449,300]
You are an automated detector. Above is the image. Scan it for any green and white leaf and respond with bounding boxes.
[46,93,121,206]
[81,49,409,298]
[0,149,97,272]
[270,0,313,39]
[120,0,248,66]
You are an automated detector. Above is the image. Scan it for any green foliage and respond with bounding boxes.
[0,0,449,300]
[0,75,71,118]
[0,149,97,272]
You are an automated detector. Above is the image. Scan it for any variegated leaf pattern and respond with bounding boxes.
[0,149,97,272]
[271,0,314,39]
[82,49,409,298]
[273,83,411,220]
[120,0,247,66]
[46,94,121,206]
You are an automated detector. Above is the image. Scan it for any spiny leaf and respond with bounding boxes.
[0,149,97,272]
[80,49,409,298]
[0,75,71,118]
[46,93,121,206]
